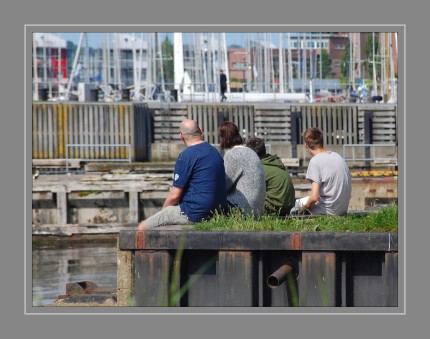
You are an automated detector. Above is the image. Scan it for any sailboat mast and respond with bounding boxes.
[302,32,307,93]
[389,32,396,102]
[208,33,215,93]
[246,33,251,92]
[64,32,85,100]
[278,33,284,93]
[349,33,353,92]
[42,36,47,89]
[116,33,122,90]
[84,33,90,83]
[201,33,208,93]
[135,33,144,98]
[105,33,111,85]
[173,32,184,92]
[319,32,323,90]
[58,33,62,96]
[380,32,386,100]
[372,32,377,97]
[33,34,39,100]
[264,33,270,92]
[356,32,361,80]
[287,33,293,93]
[309,32,313,81]
[113,33,118,87]
[132,33,137,92]
[157,32,165,92]
[222,33,229,93]
[297,34,301,90]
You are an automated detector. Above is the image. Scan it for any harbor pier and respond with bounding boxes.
[32,171,397,237]
[117,228,398,307]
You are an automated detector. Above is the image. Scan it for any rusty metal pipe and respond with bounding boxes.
[267,264,294,288]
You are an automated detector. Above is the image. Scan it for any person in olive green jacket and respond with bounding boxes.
[246,137,296,216]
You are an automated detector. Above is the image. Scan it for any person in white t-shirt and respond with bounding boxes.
[296,127,352,216]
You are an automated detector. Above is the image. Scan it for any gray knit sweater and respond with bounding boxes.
[223,145,266,215]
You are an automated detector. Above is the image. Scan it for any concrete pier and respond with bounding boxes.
[32,172,397,236]
[117,228,398,307]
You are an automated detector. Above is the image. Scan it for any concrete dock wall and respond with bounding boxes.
[117,229,398,307]
[32,174,397,233]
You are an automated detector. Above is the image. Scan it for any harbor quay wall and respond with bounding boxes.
[117,229,398,307]
[32,173,169,233]
[32,173,397,233]
[32,102,397,163]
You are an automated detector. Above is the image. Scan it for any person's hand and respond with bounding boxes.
[297,206,307,215]
[137,221,147,231]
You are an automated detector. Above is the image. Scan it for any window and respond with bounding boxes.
[233,62,246,69]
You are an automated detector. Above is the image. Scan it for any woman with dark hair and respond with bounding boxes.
[218,121,266,216]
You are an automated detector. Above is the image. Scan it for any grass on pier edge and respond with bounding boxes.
[192,204,398,232]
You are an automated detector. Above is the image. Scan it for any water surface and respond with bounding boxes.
[32,243,117,306]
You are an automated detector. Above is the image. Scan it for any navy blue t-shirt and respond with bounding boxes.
[173,142,227,222]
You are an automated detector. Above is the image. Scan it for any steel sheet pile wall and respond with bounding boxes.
[358,104,397,143]
[32,103,136,161]
[291,104,359,145]
[117,230,398,307]
[165,104,396,146]
[253,104,291,142]
[32,103,61,159]
[153,104,187,143]
[188,104,254,144]
[32,102,397,163]
[133,103,154,161]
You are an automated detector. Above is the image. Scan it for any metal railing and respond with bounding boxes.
[211,143,271,154]
[342,143,397,163]
[66,143,131,172]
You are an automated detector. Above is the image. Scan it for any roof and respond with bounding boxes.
[111,33,148,50]
[33,33,67,48]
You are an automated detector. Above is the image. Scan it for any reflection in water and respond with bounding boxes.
[32,243,117,306]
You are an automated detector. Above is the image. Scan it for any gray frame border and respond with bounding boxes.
[26,24,405,315]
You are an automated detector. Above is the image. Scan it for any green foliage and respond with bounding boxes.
[230,77,245,83]
[364,34,381,80]
[340,39,350,79]
[192,204,398,232]
[161,36,174,87]
[319,49,332,79]
[77,190,102,197]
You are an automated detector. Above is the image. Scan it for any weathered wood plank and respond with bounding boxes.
[218,251,256,306]
[299,252,337,306]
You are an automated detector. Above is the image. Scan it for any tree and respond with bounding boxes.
[319,49,332,78]
[363,34,381,80]
[340,39,350,80]
[161,36,174,87]
[66,41,77,79]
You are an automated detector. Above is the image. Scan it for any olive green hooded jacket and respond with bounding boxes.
[260,154,296,215]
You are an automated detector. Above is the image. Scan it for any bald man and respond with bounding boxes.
[138,119,227,230]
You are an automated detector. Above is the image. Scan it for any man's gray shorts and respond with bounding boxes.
[143,205,194,229]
